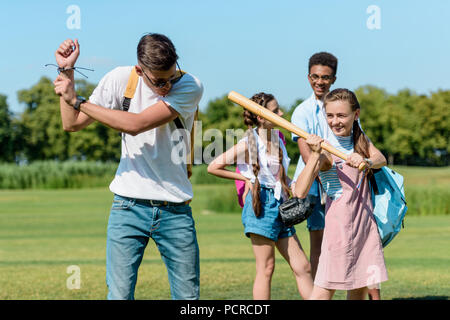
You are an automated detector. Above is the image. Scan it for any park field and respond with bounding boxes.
[0,184,449,300]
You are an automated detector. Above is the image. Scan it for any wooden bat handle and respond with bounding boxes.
[228,91,367,171]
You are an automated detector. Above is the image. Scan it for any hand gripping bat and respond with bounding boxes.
[228,90,366,171]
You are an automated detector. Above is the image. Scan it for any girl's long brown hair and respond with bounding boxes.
[243,93,291,217]
[323,88,371,159]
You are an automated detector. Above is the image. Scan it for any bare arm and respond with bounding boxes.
[294,135,332,198]
[207,140,249,182]
[77,99,179,136]
[367,141,387,169]
[54,39,95,131]
[294,152,321,198]
[54,74,179,135]
[59,70,95,131]
[298,138,312,164]
[345,140,387,169]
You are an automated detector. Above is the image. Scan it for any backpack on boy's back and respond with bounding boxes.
[369,166,408,248]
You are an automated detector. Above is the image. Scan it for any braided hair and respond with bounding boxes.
[243,93,291,217]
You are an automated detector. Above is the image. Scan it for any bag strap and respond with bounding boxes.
[122,67,139,111]
[368,168,379,195]
[187,109,198,178]
[122,67,197,179]
[316,177,327,206]
[172,106,198,179]
[122,67,187,126]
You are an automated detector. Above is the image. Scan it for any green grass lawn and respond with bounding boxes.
[0,187,449,300]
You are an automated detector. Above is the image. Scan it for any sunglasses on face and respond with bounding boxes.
[141,62,184,89]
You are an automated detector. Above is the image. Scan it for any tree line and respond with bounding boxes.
[1,77,448,166]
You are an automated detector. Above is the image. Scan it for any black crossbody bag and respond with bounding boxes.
[278,194,316,227]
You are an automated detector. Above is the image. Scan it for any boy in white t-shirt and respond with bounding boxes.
[53,33,203,300]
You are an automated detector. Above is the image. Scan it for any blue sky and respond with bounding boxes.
[1,0,449,114]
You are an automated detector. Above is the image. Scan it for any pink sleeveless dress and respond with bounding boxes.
[314,154,388,290]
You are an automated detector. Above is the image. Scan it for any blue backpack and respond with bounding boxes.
[369,167,407,248]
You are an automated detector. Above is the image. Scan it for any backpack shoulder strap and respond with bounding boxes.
[122,67,197,179]
[187,108,199,178]
[369,168,379,195]
[173,117,184,129]
[122,67,139,111]
[172,107,198,179]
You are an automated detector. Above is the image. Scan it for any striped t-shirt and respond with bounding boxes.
[318,135,354,200]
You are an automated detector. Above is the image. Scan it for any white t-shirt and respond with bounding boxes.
[89,66,203,202]
[237,129,291,201]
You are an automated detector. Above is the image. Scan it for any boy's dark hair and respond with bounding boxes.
[308,52,338,76]
[137,33,178,71]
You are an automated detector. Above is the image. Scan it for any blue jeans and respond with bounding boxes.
[106,194,200,300]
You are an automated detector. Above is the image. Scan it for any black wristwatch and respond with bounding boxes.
[73,96,86,111]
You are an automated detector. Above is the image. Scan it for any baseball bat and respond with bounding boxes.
[227,90,366,171]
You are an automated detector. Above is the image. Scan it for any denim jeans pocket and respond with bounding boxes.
[111,195,135,210]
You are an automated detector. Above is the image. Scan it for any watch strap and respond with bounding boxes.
[74,96,86,111]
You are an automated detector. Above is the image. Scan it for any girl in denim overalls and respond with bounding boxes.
[208,92,314,300]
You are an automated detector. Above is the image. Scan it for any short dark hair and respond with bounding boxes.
[137,33,178,71]
[308,52,338,76]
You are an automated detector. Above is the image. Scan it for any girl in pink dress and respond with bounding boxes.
[294,88,388,300]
